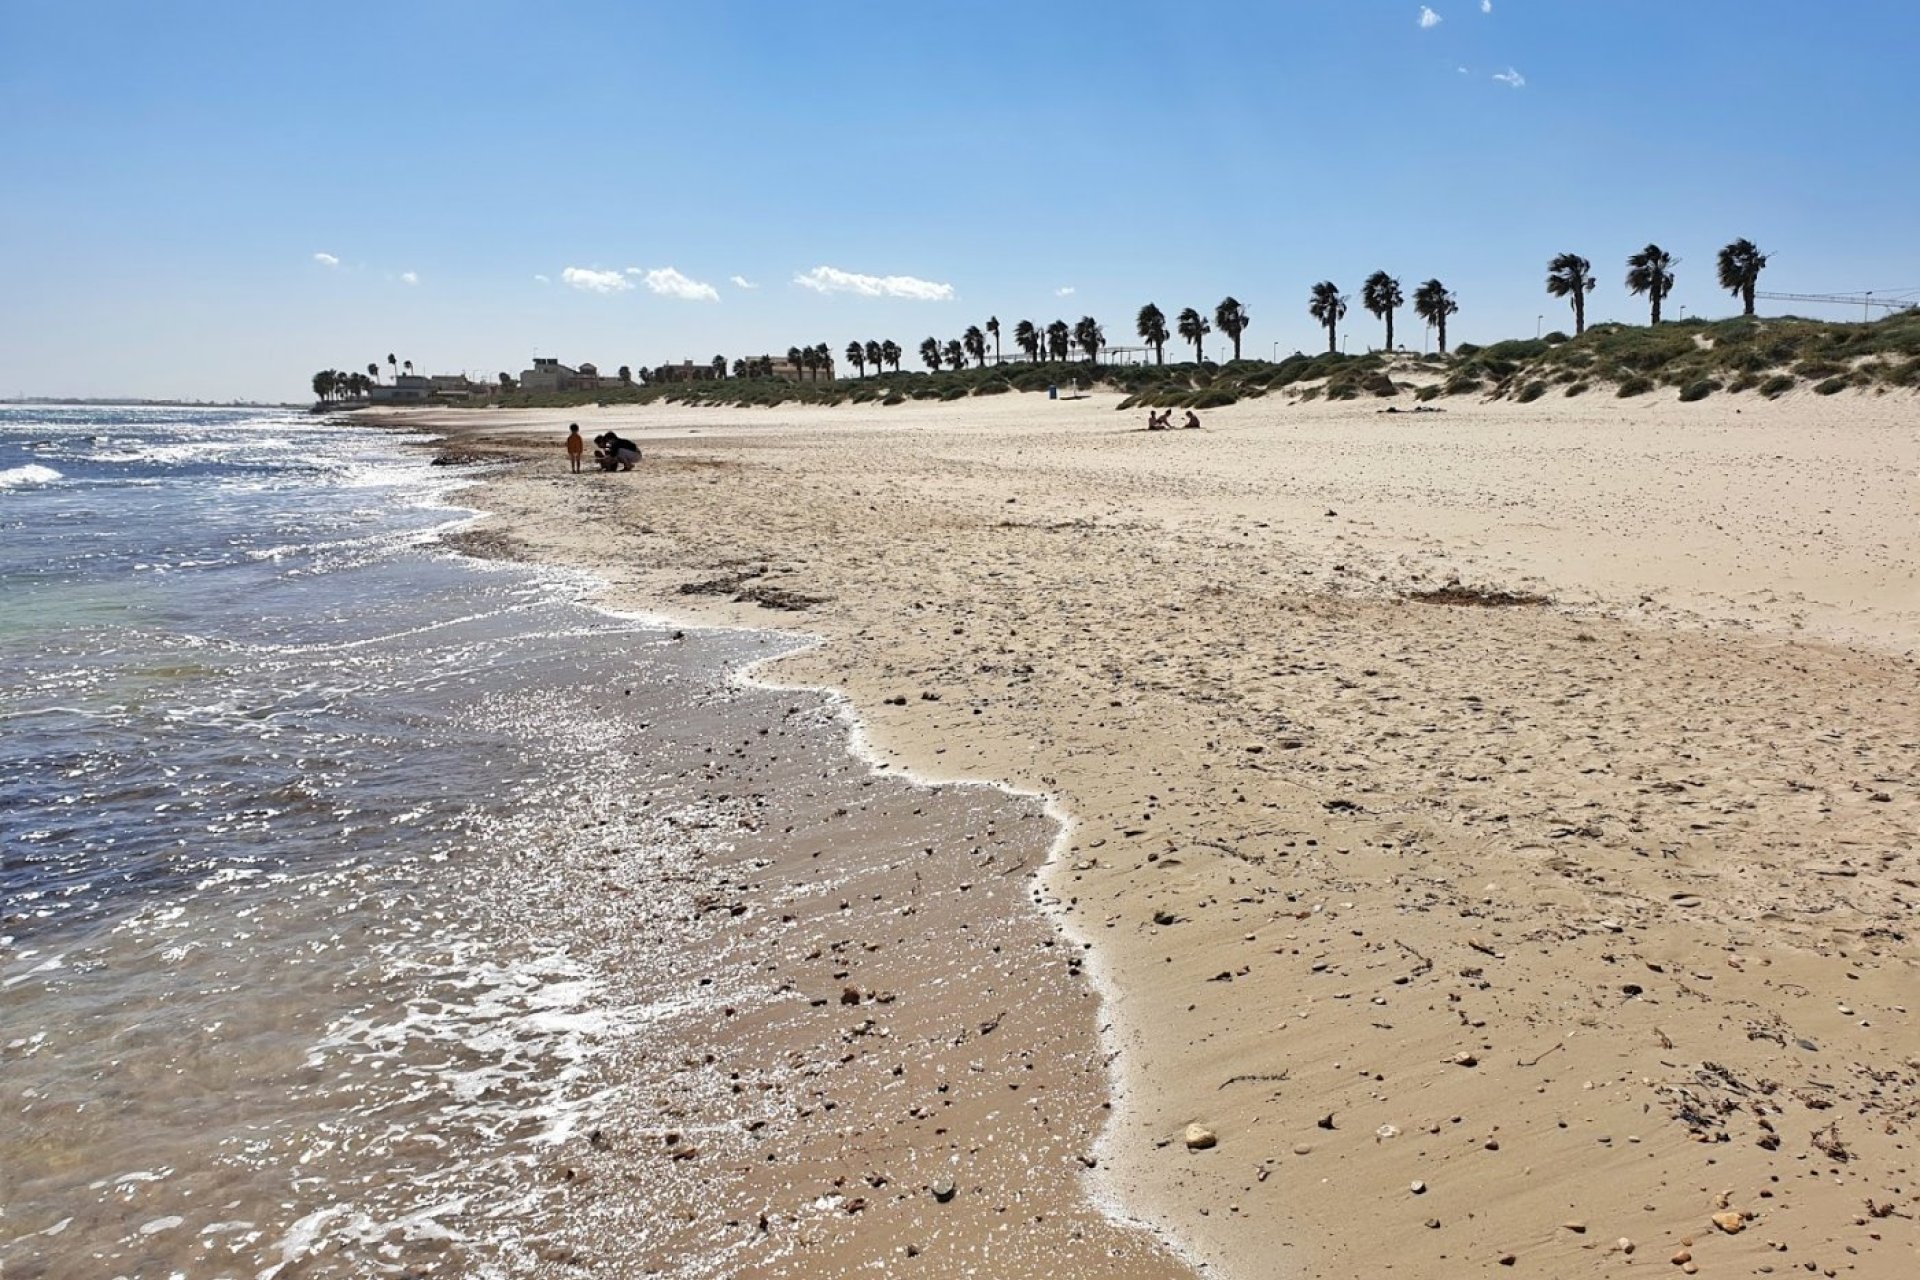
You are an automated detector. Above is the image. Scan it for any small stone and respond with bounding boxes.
[1618,1238,1636,1255]
[1498,1253,1517,1266]
[930,1177,956,1203]
[1712,1210,1746,1234]
[1376,1124,1401,1139]
[1184,1123,1217,1151]
[1292,1143,1313,1156]
[1425,1218,1442,1229]
[1410,1180,1427,1195]
[1564,1220,1588,1234]
[1452,1052,1479,1067]
[840,986,862,1005]
[1672,1248,1692,1265]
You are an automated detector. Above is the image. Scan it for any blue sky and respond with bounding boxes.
[3,0,1918,400]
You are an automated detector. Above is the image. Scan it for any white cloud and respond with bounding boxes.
[313,252,339,267]
[533,273,550,284]
[1492,66,1526,88]
[1458,66,1470,74]
[643,267,720,302]
[1419,6,1442,29]
[400,271,419,286]
[562,266,634,294]
[624,266,643,276]
[793,265,955,301]
[730,275,758,290]
[1055,285,1076,297]
[1481,0,1492,12]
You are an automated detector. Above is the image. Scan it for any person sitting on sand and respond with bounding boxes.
[1182,410,1201,430]
[602,433,641,471]
[566,424,584,473]
[1147,410,1169,431]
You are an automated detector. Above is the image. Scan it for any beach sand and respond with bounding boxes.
[389,388,1917,1278]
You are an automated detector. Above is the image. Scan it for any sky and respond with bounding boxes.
[3,0,1918,401]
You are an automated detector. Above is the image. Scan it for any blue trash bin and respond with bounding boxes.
[1048,384,1058,400]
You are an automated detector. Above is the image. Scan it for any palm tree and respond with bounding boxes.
[1214,297,1250,361]
[1308,282,1347,354]
[1045,320,1071,362]
[732,358,748,378]
[963,325,987,368]
[618,364,633,383]
[865,339,883,374]
[787,345,805,379]
[1361,272,1404,351]
[881,340,901,373]
[942,338,966,370]
[986,316,1001,364]
[1014,320,1040,362]
[1136,303,1170,365]
[366,361,379,384]
[1545,253,1597,335]
[801,347,819,381]
[1176,307,1210,362]
[312,370,334,402]
[919,337,941,371]
[1411,279,1459,354]
[403,360,413,378]
[1717,239,1768,316]
[1073,316,1103,363]
[813,342,832,381]
[1625,244,1678,325]
[846,341,867,377]
[387,352,397,382]
[711,355,727,378]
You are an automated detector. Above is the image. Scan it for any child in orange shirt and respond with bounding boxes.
[565,423,584,473]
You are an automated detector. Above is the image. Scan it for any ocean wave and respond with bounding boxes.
[0,463,63,489]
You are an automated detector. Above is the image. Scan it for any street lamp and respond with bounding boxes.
[1535,314,1544,339]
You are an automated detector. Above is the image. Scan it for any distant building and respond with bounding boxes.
[652,360,721,383]
[768,356,834,383]
[368,374,434,403]
[519,357,578,393]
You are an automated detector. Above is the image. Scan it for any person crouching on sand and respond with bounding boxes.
[594,433,640,471]
[566,423,584,473]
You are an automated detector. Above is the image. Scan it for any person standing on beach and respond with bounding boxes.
[565,424,584,473]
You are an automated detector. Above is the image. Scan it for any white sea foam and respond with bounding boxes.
[0,463,62,488]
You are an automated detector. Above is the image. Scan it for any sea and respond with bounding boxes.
[0,405,1054,1278]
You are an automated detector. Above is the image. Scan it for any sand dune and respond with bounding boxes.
[393,389,1917,1278]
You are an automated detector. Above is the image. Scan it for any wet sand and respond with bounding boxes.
[392,389,1917,1278]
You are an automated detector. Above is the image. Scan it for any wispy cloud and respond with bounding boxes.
[533,273,551,284]
[400,271,419,286]
[562,266,634,294]
[1419,5,1442,29]
[729,275,758,290]
[1492,66,1526,88]
[1481,0,1492,12]
[793,265,955,301]
[313,252,339,267]
[1055,285,1076,297]
[643,267,720,302]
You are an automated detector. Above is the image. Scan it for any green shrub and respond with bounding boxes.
[1727,372,1762,393]
[1814,376,1848,396]
[1617,376,1655,398]
[1188,387,1238,409]
[1760,374,1795,398]
[1453,342,1483,358]
[1564,381,1590,397]
[1415,383,1444,402]
[1443,375,1483,396]
[1515,382,1547,403]
[1678,378,1719,402]
[1542,331,1570,345]
[1794,358,1846,380]
[881,391,905,406]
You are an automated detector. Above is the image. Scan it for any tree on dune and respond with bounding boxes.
[865,340,883,375]
[1073,316,1104,363]
[1046,319,1071,362]
[964,325,987,368]
[1361,272,1403,351]
[1625,244,1678,325]
[787,345,805,378]
[801,347,819,380]
[986,316,1001,364]
[402,360,413,378]
[845,341,867,376]
[919,337,940,371]
[1717,239,1768,317]
[387,353,397,381]
[1411,279,1459,354]
[881,340,901,372]
[813,342,832,380]
[942,338,966,370]
[1545,253,1596,336]
[1136,303,1169,365]
[1308,281,1347,354]
[618,364,633,383]
[1176,307,1210,363]
[366,361,379,384]
[711,355,727,379]
[732,358,748,378]
[312,370,334,402]
[1014,320,1040,362]
[1214,297,1250,361]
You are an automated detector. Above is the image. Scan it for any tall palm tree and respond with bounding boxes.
[919,337,941,371]
[403,359,413,377]
[942,338,966,370]
[1360,272,1404,351]
[963,325,987,368]
[732,358,748,378]
[1072,316,1103,363]
[1176,307,1210,362]
[845,341,867,377]
[1411,279,1459,354]
[787,345,805,379]
[1014,320,1040,362]
[1046,319,1071,362]
[865,339,883,374]
[1625,244,1678,325]
[1545,253,1597,335]
[813,342,832,381]
[1308,282,1347,354]
[986,316,1001,364]
[387,352,397,381]
[801,347,820,381]
[881,339,901,372]
[1214,297,1250,361]
[1716,239,1768,317]
[366,361,379,384]
[1136,303,1170,365]
[312,370,334,402]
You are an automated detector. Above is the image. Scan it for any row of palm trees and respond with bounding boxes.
[1547,239,1767,334]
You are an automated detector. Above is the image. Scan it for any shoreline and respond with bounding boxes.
[384,394,1917,1278]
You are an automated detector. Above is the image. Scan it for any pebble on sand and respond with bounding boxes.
[1184,1123,1218,1151]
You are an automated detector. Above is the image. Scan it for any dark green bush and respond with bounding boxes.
[1542,331,1570,345]
[1794,358,1846,380]
[1564,381,1590,397]
[1617,376,1654,398]
[1814,376,1848,395]
[1678,379,1719,402]
[1515,382,1547,403]
[1760,374,1795,398]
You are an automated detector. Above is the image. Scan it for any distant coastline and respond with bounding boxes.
[3,397,304,410]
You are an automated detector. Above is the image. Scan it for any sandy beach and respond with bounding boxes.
[389,388,1917,1278]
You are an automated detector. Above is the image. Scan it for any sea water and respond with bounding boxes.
[0,406,1030,1277]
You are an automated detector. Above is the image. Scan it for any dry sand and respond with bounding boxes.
[387,388,1917,1278]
